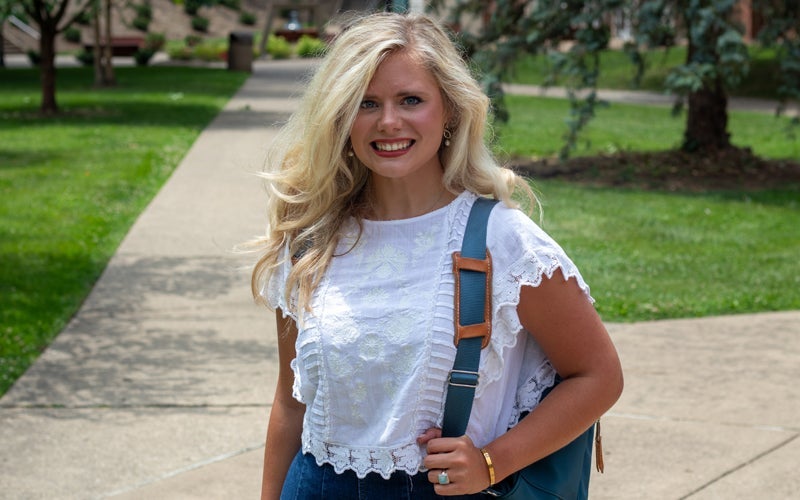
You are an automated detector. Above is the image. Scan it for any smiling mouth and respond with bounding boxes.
[372,140,413,152]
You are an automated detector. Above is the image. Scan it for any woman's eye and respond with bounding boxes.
[402,96,422,105]
[360,100,377,109]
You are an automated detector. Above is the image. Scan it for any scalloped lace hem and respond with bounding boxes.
[302,436,423,480]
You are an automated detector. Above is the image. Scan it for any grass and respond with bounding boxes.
[496,93,799,322]
[1,56,798,397]
[497,94,800,160]
[530,182,799,322]
[0,66,248,396]
[511,45,784,99]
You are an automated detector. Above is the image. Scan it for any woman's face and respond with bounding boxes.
[349,51,448,184]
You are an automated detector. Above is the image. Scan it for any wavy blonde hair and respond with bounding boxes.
[251,12,534,314]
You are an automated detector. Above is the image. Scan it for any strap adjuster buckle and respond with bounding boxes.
[449,369,480,388]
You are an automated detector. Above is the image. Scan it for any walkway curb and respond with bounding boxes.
[503,83,799,115]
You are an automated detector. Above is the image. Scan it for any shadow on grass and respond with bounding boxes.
[0,65,275,129]
[0,66,248,95]
[0,150,69,170]
[0,101,292,130]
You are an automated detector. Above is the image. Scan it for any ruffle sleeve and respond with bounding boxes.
[480,202,594,425]
[262,245,295,319]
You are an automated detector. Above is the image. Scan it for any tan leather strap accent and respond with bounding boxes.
[453,254,489,273]
[452,250,492,349]
[595,419,604,473]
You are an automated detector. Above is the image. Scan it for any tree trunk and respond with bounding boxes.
[681,4,732,153]
[93,0,103,85]
[39,26,58,115]
[26,0,97,116]
[0,23,6,68]
[102,0,115,85]
[683,77,731,152]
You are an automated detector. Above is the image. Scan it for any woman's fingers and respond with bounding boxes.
[423,435,490,495]
[422,436,470,474]
[416,427,442,445]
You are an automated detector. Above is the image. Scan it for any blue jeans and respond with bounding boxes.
[281,451,487,500]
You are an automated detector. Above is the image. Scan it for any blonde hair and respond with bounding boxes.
[251,12,534,314]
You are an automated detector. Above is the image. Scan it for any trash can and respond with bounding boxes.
[228,31,253,72]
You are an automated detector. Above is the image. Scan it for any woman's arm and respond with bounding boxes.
[481,269,624,484]
[423,269,623,495]
[261,309,305,500]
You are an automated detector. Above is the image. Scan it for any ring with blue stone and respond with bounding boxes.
[438,469,450,485]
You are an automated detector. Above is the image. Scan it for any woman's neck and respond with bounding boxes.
[366,176,456,221]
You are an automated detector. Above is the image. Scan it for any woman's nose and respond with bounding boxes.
[377,104,401,131]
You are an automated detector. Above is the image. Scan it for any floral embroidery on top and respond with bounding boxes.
[265,192,594,478]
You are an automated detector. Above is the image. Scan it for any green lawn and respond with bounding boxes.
[0,66,248,395]
[1,59,798,398]
[498,94,800,160]
[530,182,799,322]
[511,45,784,99]
[496,93,799,323]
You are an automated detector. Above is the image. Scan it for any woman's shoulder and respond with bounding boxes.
[488,200,552,246]
[456,193,566,262]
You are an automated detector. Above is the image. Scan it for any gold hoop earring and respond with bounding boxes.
[443,128,452,147]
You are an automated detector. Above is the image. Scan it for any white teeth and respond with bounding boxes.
[374,141,411,152]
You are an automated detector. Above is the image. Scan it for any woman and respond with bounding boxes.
[251,12,623,499]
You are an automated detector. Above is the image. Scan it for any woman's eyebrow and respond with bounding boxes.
[362,88,431,99]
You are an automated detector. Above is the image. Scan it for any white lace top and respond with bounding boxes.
[265,191,592,479]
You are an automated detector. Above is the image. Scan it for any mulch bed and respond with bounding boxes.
[511,147,800,192]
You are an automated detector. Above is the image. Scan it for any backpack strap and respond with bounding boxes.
[441,197,499,438]
[441,197,606,478]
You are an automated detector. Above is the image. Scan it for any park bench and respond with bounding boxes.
[83,36,144,57]
[273,27,319,43]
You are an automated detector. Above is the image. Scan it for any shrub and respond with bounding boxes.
[184,0,201,15]
[265,34,292,59]
[184,34,202,47]
[64,27,81,43]
[167,45,194,61]
[191,15,209,32]
[144,32,166,51]
[219,0,241,10]
[193,40,226,61]
[75,11,91,25]
[135,3,152,19]
[134,48,156,66]
[75,49,93,66]
[296,35,326,58]
[133,0,153,31]
[27,50,41,66]
[239,11,256,25]
[132,16,150,32]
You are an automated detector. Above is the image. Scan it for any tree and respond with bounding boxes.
[430,0,799,158]
[19,0,93,114]
[753,0,800,121]
[1,0,25,67]
[430,0,629,157]
[632,0,749,152]
[90,0,116,87]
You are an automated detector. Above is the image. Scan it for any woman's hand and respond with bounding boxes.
[419,430,491,496]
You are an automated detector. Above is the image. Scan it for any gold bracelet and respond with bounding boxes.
[480,447,496,486]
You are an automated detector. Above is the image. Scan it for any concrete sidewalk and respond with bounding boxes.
[503,83,800,115]
[1,59,798,499]
[0,58,313,500]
